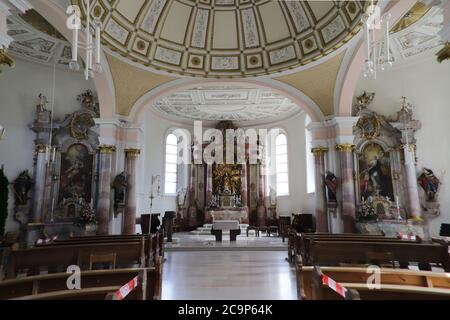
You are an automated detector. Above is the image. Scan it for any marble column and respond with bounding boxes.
[241,162,248,207]
[403,144,422,219]
[123,148,140,235]
[336,144,356,233]
[312,147,328,232]
[32,144,47,223]
[257,162,267,226]
[188,164,197,227]
[97,145,115,235]
[206,164,213,204]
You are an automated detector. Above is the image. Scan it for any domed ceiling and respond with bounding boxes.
[73,0,367,77]
[152,86,300,124]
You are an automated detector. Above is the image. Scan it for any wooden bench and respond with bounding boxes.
[6,239,146,279]
[296,233,421,266]
[0,258,163,300]
[304,240,450,272]
[287,232,413,264]
[299,265,450,300]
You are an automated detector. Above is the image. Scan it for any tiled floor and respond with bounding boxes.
[161,251,297,300]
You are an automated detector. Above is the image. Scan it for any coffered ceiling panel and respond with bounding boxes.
[72,0,367,78]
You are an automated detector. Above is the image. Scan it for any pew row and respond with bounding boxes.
[302,240,450,272]
[0,258,163,300]
[299,265,450,300]
[6,231,165,280]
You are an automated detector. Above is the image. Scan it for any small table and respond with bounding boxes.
[211,220,241,242]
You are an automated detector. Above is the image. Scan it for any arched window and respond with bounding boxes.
[305,116,315,193]
[164,133,178,195]
[275,133,289,196]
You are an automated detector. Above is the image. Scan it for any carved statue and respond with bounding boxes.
[324,171,338,202]
[112,172,127,208]
[77,90,100,117]
[13,170,33,206]
[37,94,49,113]
[355,91,375,114]
[418,168,440,202]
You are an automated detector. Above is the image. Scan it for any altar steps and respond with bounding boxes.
[191,224,250,235]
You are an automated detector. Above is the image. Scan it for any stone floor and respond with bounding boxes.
[161,251,297,300]
[165,232,287,251]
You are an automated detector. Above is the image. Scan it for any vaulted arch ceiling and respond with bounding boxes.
[72,0,367,78]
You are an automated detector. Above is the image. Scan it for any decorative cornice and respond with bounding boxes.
[311,147,329,156]
[98,145,116,154]
[125,148,141,158]
[335,144,356,152]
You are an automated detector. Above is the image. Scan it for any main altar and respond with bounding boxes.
[183,121,268,229]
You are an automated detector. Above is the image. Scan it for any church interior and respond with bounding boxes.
[0,0,450,303]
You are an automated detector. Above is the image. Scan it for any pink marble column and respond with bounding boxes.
[312,147,328,232]
[123,148,140,234]
[257,162,267,226]
[336,144,356,233]
[188,164,197,227]
[97,145,115,235]
[32,144,47,223]
[403,145,422,219]
[205,164,213,223]
[241,163,248,207]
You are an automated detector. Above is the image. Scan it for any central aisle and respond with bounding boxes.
[161,251,297,300]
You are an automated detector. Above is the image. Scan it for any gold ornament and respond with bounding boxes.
[335,144,356,152]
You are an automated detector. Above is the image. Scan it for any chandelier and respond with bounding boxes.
[66,0,102,80]
[362,2,394,79]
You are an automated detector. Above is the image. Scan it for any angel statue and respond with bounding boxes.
[418,168,440,202]
[324,171,338,202]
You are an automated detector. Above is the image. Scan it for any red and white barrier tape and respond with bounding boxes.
[114,276,138,300]
[322,274,347,298]
[398,233,417,241]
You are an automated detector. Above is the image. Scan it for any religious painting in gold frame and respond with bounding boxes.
[358,143,394,202]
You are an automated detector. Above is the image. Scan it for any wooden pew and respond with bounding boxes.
[305,240,450,272]
[299,265,450,300]
[0,265,162,300]
[288,232,414,264]
[6,239,146,279]
[296,233,421,266]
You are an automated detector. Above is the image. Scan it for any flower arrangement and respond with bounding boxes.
[357,201,378,222]
[76,205,97,227]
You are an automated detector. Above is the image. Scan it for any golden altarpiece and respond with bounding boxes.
[184,121,268,228]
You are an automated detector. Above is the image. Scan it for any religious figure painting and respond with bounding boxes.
[58,144,93,205]
[358,143,394,202]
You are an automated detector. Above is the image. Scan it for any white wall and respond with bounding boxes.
[0,58,95,234]
[355,57,450,237]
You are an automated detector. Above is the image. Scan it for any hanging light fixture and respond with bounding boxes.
[66,0,102,80]
[362,1,394,79]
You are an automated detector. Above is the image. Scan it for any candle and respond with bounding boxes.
[72,28,78,62]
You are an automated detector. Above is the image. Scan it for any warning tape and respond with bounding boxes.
[322,274,347,298]
[114,276,139,300]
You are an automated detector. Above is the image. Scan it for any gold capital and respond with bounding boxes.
[125,148,141,158]
[35,144,47,153]
[311,147,328,156]
[335,144,356,152]
[98,145,116,154]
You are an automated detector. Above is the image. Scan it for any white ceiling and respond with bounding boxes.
[151,86,302,125]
